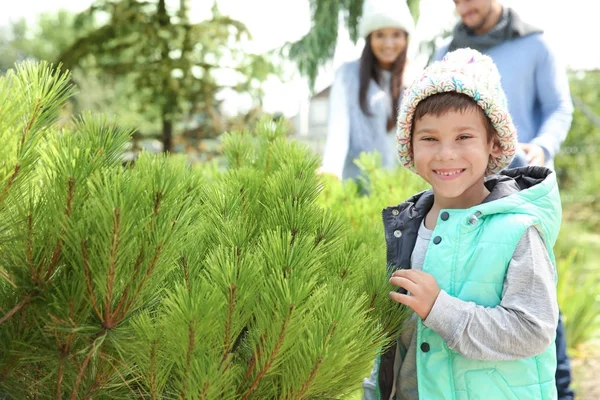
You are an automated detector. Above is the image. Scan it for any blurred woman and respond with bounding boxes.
[320,0,415,181]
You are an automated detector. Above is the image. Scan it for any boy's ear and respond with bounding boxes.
[490,137,503,158]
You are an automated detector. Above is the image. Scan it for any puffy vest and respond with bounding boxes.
[379,167,561,400]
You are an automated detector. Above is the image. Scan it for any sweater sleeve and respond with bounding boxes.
[529,38,574,161]
[433,43,449,63]
[423,226,559,360]
[320,66,350,179]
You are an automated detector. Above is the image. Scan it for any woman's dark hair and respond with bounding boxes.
[359,31,408,131]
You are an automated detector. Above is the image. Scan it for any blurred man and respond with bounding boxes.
[434,1,574,399]
[436,0,573,169]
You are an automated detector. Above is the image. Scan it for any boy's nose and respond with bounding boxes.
[435,145,457,161]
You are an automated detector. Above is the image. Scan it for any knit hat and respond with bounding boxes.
[396,48,517,175]
[358,0,415,38]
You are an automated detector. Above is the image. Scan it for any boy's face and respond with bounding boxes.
[412,108,502,207]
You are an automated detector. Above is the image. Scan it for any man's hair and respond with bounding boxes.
[411,92,496,142]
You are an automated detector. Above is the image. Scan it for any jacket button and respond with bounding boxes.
[433,236,442,245]
[421,342,430,352]
[392,209,399,216]
[394,230,402,238]
[441,212,449,221]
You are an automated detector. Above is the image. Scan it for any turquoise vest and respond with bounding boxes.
[381,168,561,400]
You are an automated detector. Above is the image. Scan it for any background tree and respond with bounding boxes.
[56,0,276,152]
[0,2,277,153]
[0,10,96,73]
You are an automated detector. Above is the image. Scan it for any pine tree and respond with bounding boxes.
[56,0,277,152]
[0,62,413,399]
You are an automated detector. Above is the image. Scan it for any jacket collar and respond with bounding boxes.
[390,166,552,226]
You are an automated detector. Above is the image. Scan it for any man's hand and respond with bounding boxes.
[520,143,546,166]
[389,269,441,320]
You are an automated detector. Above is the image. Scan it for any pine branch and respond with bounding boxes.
[104,208,122,330]
[56,359,64,400]
[0,268,16,288]
[149,341,158,400]
[98,351,140,397]
[114,185,171,324]
[21,96,42,148]
[55,338,72,400]
[44,176,76,282]
[243,337,260,382]
[83,361,108,398]
[82,240,104,323]
[219,283,237,368]
[0,294,31,326]
[112,246,145,321]
[369,292,378,310]
[240,304,294,400]
[292,321,337,400]
[119,244,163,323]
[199,382,210,400]
[293,356,323,400]
[69,344,95,400]
[180,323,195,399]
[52,309,76,400]
[0,355,18,383]
[153,190,162,215]
[181,256,190,293]
[0,163,21,206]
[26,213,36,284]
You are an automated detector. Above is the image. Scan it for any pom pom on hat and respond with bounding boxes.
[396,48,518,175]
[358,0,415,38]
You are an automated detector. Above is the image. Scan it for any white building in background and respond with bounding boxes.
[291,84,331,156]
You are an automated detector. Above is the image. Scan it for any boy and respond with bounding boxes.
[363,49,560,399]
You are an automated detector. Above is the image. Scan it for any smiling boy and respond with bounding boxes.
[362,49,561,400]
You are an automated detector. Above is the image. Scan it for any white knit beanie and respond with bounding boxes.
[358,0,415,38]
[396,48,517,175]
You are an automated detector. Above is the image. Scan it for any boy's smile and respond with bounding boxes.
[412,108,502,210]
[433,168,466,180]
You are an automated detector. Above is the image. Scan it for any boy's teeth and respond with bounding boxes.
[437,170,462,176]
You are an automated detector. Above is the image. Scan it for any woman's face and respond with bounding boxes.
[369,28,407,70]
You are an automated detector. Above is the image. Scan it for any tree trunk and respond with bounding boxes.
[162,118,173,153]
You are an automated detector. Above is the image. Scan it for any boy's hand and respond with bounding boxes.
[389,270,441,320]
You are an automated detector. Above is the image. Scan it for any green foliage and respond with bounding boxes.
[554,221,600,353]
[0,62,410,399]
[287,0,421,88]
[551,71,600,353]
[555,71,600,229]
[319,152,427,334]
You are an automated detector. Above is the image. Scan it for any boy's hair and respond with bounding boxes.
[411,92,496,143]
